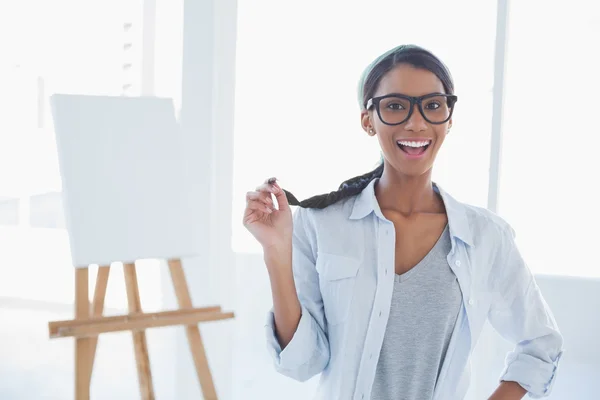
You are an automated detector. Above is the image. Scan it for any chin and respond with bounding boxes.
[402,170,430,178]
[395,162,434,178]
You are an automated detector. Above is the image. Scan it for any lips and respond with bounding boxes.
[396,139,432,157]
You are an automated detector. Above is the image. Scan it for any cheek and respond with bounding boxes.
[376,128,399,148]
[433,127,448,147]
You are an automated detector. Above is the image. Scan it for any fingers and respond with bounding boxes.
[244,177,290,220]
[243,199,272,226]
[246,190,275,214]
[264,177,290,212]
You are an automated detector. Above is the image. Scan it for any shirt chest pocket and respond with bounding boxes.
[316,253,360,326]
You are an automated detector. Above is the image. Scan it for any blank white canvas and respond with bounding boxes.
[50,94,201,267]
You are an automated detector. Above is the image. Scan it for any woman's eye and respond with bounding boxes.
[387,103,404,110]
[425,102,441,110]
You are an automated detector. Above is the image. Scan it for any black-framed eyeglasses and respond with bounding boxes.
[366,93,458,126]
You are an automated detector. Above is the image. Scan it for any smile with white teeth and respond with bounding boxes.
[396,139,432,157]
[396,140,431,147]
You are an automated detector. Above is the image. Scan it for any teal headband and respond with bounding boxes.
[356,44,422,111]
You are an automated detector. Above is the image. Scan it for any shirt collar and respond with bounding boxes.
[349,178,473,247]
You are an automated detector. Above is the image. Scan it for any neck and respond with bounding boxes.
[375,166,442,215]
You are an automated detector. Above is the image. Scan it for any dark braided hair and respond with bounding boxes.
[280,44,455,209]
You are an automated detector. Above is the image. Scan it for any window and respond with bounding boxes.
[498,0,600,277]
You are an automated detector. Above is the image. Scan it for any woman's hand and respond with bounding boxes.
[243,178,293,251]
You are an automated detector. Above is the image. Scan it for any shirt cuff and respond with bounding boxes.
[500,350,564,398]
[264,305,319,370]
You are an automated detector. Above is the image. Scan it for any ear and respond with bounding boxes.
[447,118,453,133]
[361,110,376,136]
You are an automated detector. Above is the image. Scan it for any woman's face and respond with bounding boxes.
[361,64,452,178]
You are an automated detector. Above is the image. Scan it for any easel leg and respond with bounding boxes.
[75,268,92,400]
[86,265,110,380]
[124,263,155,400]
[168,259,218,400]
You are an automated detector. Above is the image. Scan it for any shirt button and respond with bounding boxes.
[455,260,461,267]
[468,299,474,306]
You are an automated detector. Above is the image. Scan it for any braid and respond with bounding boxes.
[282,162,384,209]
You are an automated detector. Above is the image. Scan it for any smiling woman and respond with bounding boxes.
[362,62,454,176]
[231,3,500,400]
[242,44,563,400]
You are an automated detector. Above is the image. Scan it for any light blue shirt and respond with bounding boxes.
[264,179,564,400]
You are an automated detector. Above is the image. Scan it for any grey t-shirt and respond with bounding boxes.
[370,225,462,400]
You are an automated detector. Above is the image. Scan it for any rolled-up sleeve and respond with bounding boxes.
[264,207,330,381]
[488,223,564,398]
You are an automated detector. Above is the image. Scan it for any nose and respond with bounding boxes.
[404,104,428,131]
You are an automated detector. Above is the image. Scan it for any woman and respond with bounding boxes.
[243,45,563,400]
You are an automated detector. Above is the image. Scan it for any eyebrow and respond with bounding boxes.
[377,92,446,98]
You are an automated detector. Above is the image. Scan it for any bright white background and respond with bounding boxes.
[498,0,600,278]
[0,0,598,399]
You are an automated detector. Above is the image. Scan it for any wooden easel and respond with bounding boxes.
[48,258,234,400]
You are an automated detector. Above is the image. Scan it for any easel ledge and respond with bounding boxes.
[49,306,234,338]
[48,258,234,400]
